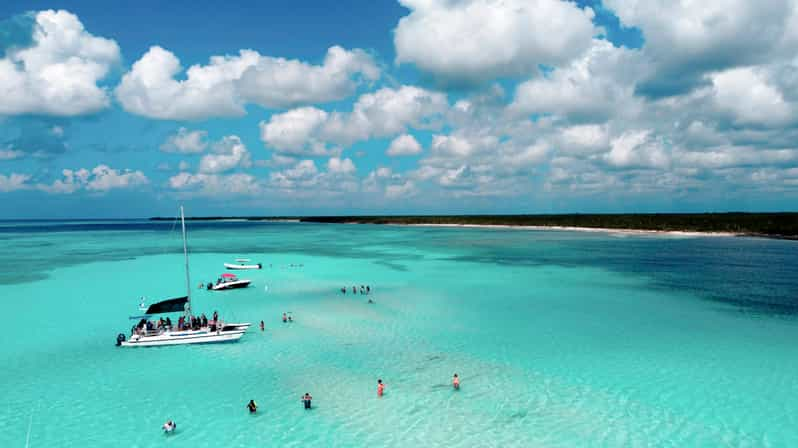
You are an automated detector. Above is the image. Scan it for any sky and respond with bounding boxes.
[1,0,797,218]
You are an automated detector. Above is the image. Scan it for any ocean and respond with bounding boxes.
[1,219,797,447]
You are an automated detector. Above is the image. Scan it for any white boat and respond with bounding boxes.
[224,261,262,270]
[207,273,252,290]
[117,206,250,347]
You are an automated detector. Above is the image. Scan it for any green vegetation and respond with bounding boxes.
[151,213,798,239]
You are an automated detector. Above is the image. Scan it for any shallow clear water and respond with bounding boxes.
[1,220,797,447]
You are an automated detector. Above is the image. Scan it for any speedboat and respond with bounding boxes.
[116,206,250,347]
[224,258,262,270]
[207,273,251,290]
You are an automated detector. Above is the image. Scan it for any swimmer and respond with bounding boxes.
[282,313,287,323]
[260,320,264,331]
[301,392,313,409]
[366,286,370,294]
[453,373,460,390]
[288,314,293,323]
[341,287,346,294]
[368,298,374,304]
[377,379,385,397]
[162,420,176,433]
[247,399,257,413]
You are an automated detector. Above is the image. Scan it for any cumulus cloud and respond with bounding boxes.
[394,0,596,84]
[509,40,641,123]
[38,165,148,194]
[0,173,31,192]
[0,10,120,116]
[116,45,379,120]
[198,135,251,174]
[604,0,798,97]
[386,134,422,156]
[160,128,208,153]
[0,148,25,160]
[168,172,260,197]
[260,86,448,154]
[327,157,356,174]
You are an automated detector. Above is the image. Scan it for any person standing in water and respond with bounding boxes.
[247,400,258,413]
[377,379,385,397]
[301,393,312,409]
[453,373,460,390]
[259,321,264,331]
[282,313,287,323]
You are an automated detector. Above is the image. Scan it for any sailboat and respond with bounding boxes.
[116,206,250,347]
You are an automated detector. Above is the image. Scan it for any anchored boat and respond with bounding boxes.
[224,258,262,270]
[116,206,250,347]
[207,273,252,290]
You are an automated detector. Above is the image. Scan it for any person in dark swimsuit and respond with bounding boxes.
[247,400,257,413]
[301,393,312,409]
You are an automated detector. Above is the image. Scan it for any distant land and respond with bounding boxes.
[150,213,798,239]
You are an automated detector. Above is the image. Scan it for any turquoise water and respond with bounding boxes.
[1,220,798,447]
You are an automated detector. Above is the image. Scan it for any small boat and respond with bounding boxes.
[208,273,251,290]
[116,206,250,347]
[224,259,262,270]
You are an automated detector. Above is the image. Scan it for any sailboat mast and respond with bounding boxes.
[180,206,192,317]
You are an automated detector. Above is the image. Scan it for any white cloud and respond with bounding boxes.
[509,40,641,123]
[38,165,147,194]
[604,130,670,169]
[260,86,447,153]
[198,136,251,174]
[386,134,422,156]
[0,149,25,160]
[116,46,379,120]
[327,157,356,174]
[168,172,260,196]
[259,107,330,155]
[178,160,190,171]
[557,124,610,156]
[0,9,120,116]
[394,0,596,84]
[710,67,793,126]
[160,128,209,153]
[385,180,417,199]
[0,173,31,192]
[86,165,149,191]
[604,0,798,96]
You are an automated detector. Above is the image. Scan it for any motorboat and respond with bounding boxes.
[207,273,252,290]
[224,258,262,270]
[116,206,250,347]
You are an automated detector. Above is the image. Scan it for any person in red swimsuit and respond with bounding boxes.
[377,379,385,397]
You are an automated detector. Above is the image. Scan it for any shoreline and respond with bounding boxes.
[395,223,742,237]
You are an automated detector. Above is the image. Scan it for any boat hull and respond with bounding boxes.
[120,329,246,347]
[224,263,261,270]
[209,280,251,290]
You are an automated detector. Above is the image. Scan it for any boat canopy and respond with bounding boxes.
[221,273,236,278]
[143,296,188,314]
[235,258,250,262]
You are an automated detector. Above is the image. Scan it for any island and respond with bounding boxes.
[151,213,798,239]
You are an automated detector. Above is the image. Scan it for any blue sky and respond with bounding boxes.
[0,0,797,218]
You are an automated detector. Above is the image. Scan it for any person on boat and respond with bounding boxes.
[213,311,218,321]
[165,317,172,329]
[260,320,265,331]
[163,420,176,433]
[282,313,287,323]
[200,314,208,327]
[301,393,312,409]
[453,374,460,390]
[247,400,257,413]
[377,379,385,397]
